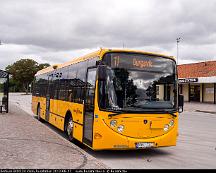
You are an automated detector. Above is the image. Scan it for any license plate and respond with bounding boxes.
[136,142,155,149]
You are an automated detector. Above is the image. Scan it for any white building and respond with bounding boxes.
[178,61,216,104]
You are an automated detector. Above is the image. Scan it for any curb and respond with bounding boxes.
[195,110,216,115]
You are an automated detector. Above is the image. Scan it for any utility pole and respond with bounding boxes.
[176,37,181,65]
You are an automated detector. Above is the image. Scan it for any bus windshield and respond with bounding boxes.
[99,53,177,112]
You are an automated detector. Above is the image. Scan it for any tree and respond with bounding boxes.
[8,77,22,92]
[5,59,50,94]
[38,63,50,70]
[113,68,138,107]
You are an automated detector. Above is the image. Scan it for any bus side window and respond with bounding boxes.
[38,74,48,97]
[33,77,40,96]
[65,80,69,101]
[73,87,78,102]
[68,79,76,102]
[76,61,87,103]
[53,79,59,100]
[67,61,87,103]
[68,89,73,102]
[59,79,66,101]
[76,87,82,103]
[68,63,77,102]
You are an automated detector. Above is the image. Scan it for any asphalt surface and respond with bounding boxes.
[8,93,216,169]
[85,111,216,169]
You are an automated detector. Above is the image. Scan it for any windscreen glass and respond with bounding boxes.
[99,53,177,112]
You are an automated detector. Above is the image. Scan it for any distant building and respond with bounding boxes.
[178,60,216,104]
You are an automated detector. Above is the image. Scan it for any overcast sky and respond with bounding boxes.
[0,0,216,69]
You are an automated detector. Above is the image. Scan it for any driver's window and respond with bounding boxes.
[86,68,96,109]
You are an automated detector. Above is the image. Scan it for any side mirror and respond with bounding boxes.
[97,65,107,81]
[96,60,102,66]
[178,94,184,113]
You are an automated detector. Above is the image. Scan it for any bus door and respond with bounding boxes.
[45,74,52,121]
[83,67,97,146]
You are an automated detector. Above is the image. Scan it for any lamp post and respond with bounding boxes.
[176,37,181,65]
[123,42,125,48]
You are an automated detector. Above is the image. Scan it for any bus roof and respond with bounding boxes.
[36,48,175,76]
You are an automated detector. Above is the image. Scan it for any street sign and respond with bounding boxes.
[179,78,198,83]
[0,70,8,78]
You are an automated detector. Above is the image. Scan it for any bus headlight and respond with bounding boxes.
[110,120,117,128]
[117,125,124,133]
[169,120,174,127]
[164,124,169,132]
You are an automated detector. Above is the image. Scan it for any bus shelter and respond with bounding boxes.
[0,70,9,113]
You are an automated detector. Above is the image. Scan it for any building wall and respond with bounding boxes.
[156,84,174,102]
[181,83,215,103]
[200,84,203,102]
[182,84,189,102]
[157,85,164,101]
[203,83,214,103]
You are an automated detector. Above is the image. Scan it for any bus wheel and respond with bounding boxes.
[66,117,74,142]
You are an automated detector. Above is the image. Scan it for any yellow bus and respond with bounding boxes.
[32,48,184,150]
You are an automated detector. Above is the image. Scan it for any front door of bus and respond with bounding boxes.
[45,75,52,122]
[83,68,97,146]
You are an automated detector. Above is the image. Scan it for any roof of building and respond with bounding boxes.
[178,60,216,78]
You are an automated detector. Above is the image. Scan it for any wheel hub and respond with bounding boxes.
[67,120,73,135]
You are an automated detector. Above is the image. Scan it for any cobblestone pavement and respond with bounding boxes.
[9,93,33,116]
[0,102,108,169]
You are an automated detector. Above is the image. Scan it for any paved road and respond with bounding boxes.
[10,93,216,169]
[85,111,216,169]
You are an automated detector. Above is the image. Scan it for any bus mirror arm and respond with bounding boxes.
[178,94,184,113]
[96,60,102,66]
[98,65,107,81]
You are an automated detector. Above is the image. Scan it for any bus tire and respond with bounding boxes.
[65,115,74,142]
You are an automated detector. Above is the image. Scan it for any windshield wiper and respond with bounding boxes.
[130,105,177,117]
[108,112,122,118]
[107,107,177,118]
[107,109,137,118]
[106,108,122,118]
[162,110,177,118]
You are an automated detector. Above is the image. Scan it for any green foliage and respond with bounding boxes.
[8,77,22,92]
[5,59,50,93]
[38,63,50,70]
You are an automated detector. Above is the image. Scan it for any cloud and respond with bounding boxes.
[0,0,216,69]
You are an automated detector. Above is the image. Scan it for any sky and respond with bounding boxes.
[0,0,216,69]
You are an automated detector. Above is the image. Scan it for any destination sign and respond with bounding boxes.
[178,78,198,83]
[105,53,175,73]
[133,58,153,68]
[112,55,154,69]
